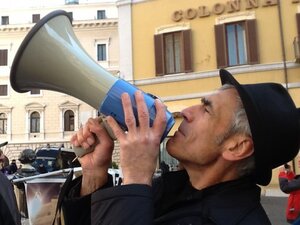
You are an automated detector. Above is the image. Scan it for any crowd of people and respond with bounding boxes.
[0,157,18,175]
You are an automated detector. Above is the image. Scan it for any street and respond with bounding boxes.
[261,196,289,225]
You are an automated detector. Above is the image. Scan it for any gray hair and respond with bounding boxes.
[217,84,255,177]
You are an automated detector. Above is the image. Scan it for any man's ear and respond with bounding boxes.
[222,135,254,161]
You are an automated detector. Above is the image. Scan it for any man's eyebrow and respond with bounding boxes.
[201,97,212,107]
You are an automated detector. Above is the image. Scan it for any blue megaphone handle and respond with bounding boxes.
[100,79,175,141]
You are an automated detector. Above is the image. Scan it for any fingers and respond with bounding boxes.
[106,91,167,141]
[122,92,136,131]
[106,115,125,141]
[107,92,138,141]
[152,99,167,137]
[136,91,150,133]
[71,118,99,149]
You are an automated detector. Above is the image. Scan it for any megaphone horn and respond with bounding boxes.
[10,10,174,143]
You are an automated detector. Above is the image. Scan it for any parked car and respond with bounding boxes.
[32,146,80,173]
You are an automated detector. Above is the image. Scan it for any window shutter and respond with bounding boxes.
[182,29,193,73]
[154,34,164,76]
[0,50,7,66]
[214,24,228,68]
[296,13,300,36]
[32,14,40,23]
[246,19,259,64]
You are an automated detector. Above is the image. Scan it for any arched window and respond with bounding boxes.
[30,111,40,133]
[64,110,74,131]
[0,113,7,134]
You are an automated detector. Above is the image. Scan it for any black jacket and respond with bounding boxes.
[61,170,271,225]
[0,172,21,225]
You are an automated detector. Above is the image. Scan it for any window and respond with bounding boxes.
[215,20,259,68]
[97,44,107,61]
[59,101,79,134]
[0,50,8,66]
[295,14,300,62]
[30,112,40,133]
[64,110,74,131]
[0,113,7,134]
[1,16,9,25]
[32,14,40,23]
[226,22,247,66]
[0,85,8,96]
[97,10,106,19]
[297,13,300,36]
[30,89,41,95]
[65,0,79,4]
[154,30,192,76]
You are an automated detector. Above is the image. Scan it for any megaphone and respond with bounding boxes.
[10,10,174,143]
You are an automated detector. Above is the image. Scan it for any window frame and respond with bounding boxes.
[29,89,41,96]
[0,113,7,134]
[225,22,248,66]
[0,85,8,97]
[30,111,40,133]
[32,14,40,23]
[64,110,75,131]
[97,43,107,61]
[1,16,9,25]
[214,19,259,68]
[97,10,106,19]
[0,50,8,66]
[154,29,193,76]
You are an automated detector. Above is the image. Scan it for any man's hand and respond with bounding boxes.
[71,118,114,196]
[107,91,167,186]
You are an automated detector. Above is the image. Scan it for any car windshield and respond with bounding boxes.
[32,147,80,173]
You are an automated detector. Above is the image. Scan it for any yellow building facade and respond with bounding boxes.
[117,0,300,185]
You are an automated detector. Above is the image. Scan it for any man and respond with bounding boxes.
[7,159,18,174]
[60,69,300,225]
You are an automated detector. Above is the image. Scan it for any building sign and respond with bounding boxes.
[172,0,298,22]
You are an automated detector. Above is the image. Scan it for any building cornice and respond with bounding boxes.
[0,19,118,32]
[116,0,151,7]
[133,61,300,86]
[72,19,118,28]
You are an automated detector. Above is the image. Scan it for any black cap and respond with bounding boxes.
[220,69,300,185]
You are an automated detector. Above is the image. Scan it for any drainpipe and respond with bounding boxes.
[277,0,297,172]
[277,0,289,90]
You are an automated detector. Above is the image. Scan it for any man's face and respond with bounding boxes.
[167,88,239,167]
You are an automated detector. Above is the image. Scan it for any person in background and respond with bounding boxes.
[0,150,9,174]
[0,161,21,225]
[279,163,300,223]
[37,163,48,174]
[16,149,39,177]
[7,159,18,174]
[59,69,300,225]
